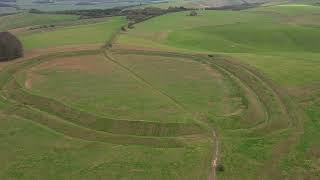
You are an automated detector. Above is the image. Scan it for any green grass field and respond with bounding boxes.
[18,54,195,123]
[19,16,126,49]
[115,4,320,179]
[0,50,214,179]
[0,113,212,180]
[1,2,320,180]
[0,12,79,31]
[118,5,320,54]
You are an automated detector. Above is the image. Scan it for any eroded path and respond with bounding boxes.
[207,130,219,180]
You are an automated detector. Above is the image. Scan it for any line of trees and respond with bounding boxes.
[0,32,23,61]
[29,6,188,24]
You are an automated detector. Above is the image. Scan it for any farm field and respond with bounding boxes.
[0,2,320,180]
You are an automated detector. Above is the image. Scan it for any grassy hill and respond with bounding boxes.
[19,16,126,49]
[115,3,320,179]
[0,12,79,31]
[118,4,320,53]
[0,2,319,180]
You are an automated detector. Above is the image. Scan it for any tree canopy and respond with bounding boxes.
[0,32,23,61]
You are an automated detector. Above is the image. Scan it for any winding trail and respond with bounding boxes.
[208,130,219,180]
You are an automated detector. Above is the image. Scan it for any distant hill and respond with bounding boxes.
[0,0,168,13]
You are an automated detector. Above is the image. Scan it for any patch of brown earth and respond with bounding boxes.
[287,83,320,97]
[24,72,46,90]
[308,144,320,158]
[287,83,320,107]
[201,63,223,79]
[9,26,33,35]
[284,13,320,26]
[13,44,102,63]
[154,30,172,41]
[24,78,32,89]
[25,54,110,89]
[0,61,11,71]
[32,55,110,74]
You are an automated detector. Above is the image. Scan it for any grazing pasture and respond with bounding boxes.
[19,16,126,49]
[0,2,320,180]
[0,13,79,31]
[19,54,195,123]
[115,4,320,179]
[0,113,212,180]
[117,5,320,53]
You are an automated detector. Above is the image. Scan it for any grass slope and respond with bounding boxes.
[0,12,79,31]
[116,3,320,179]
[117,5,320,53]
[19,16,126,49]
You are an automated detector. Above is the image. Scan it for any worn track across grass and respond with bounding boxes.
[109,48,304,179]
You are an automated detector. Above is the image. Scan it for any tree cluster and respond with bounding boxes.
[29,6,189,25]
[0,32,23,61]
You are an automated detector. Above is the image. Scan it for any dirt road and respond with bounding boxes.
[208,130,219,180]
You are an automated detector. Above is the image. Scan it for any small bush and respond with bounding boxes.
[128,23,135,29]
[121,26,127,32]
[189,10,198,16]
[216,164,225,172]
